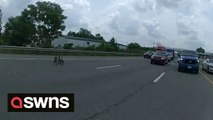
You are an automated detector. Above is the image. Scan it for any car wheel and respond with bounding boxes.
[178,66,181,72]
[202,65,205,70]
[207,66,210,73]
[150,61,153,64]
[195,70,199,74]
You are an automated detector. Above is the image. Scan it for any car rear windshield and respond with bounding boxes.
[167,50,174,53]
[154,51,166,55]
[181,51,198,57]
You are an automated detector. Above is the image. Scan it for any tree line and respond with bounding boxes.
[0,1,150,52]
[0,1,66,48]
[65,28,148,52]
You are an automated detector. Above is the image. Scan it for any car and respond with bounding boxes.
[177,51,183,63]
[150,51,168,65]
[167,52,172,62]
[202,59,213,73]
[144,51,154,59]
[178,51,199,74]
[167,49,175,60]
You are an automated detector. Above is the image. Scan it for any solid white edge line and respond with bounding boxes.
[153,72,166,83]
[96,65,122,69]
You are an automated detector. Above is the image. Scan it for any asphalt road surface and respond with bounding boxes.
[0,54,213,120]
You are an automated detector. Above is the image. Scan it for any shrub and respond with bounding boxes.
[63,43,73,49]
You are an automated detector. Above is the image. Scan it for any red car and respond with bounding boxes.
[150,51,168,65]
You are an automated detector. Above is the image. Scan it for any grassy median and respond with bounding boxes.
[0,47,144,56]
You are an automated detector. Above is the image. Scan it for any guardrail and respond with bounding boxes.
[0,45,143,56]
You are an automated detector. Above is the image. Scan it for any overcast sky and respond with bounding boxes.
[1,0,213,52]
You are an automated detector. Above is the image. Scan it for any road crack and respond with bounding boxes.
[83,82,152,120]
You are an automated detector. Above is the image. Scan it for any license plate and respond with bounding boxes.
[188,66,192,69]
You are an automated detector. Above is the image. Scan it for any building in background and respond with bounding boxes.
[52,36,127,49]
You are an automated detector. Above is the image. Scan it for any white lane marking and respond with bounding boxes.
[153,72,166,83]
[96,65,122,69]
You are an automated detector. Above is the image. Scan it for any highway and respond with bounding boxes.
[0,54,213,120]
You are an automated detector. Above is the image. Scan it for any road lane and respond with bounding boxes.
[0,55,165,120]
[97,60,213,120]
[0,54,212,120]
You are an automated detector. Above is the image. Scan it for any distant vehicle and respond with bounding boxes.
[156,46,166,51]
[202,59,213,73]
[167,52,172,62]
[144,51,154,59]
[167,49,175,60]
[177,51,182,63]
[150,51,168,65]
[174,51,178,58]
[178,51,199,74]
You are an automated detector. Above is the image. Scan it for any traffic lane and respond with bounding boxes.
[0,57,165,120]
[0,58,166,120]
[78,60,168,120]
[0,56,144,84]
[97,62,213,120]
[0,54,143,60]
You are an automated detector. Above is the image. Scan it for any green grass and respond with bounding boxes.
[0,48,143,56]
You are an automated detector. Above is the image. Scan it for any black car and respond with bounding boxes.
[150,51,169,65]
[144,51,154,59]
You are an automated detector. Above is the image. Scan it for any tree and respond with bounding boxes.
[0,8,2,37]
[21,1,67,47]
[67,31,77,37]
[95,33,104,40]
[67,29,105,41]
[0,8,3,44]
[97,42,114,51]
[96,38,119,51]
[76,28,96,39]
[127,43,141,50]
[109,37,118,50]
[196,47,205,53]
[4,16,35,46]
[63,43,73,49]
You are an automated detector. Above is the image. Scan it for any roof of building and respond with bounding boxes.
[61,36,127,47]
[117,43,127,47]
[63,36,104,43]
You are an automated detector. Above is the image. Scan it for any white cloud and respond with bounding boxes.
[176,14,203,49]
[1,0,213,52]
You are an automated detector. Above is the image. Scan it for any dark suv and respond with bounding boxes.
[144,51,154,59]
[178,51,199,74]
